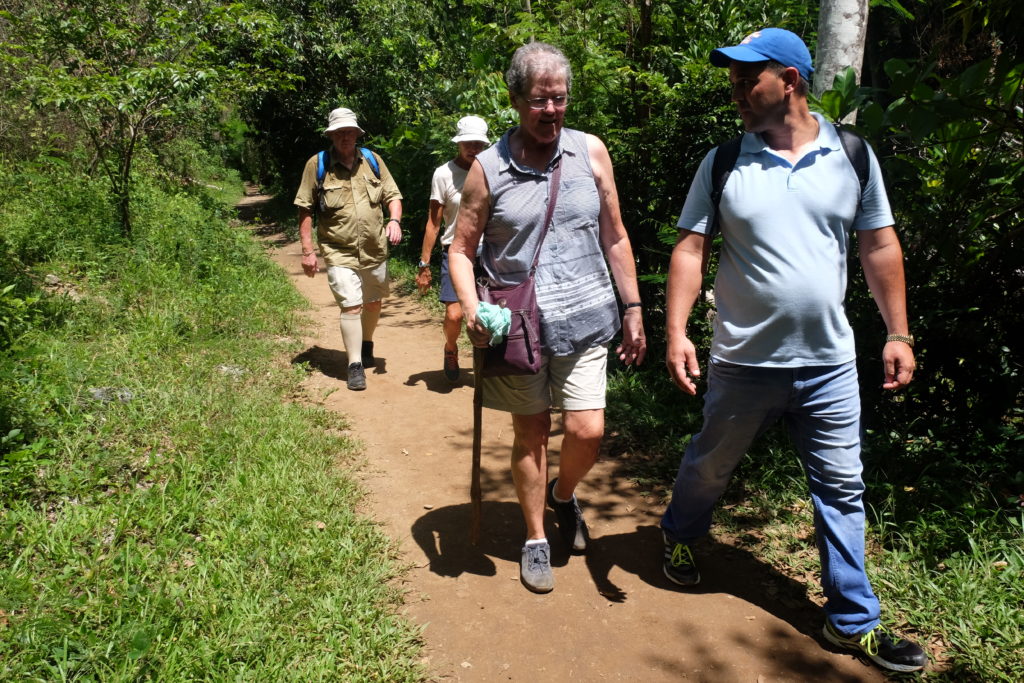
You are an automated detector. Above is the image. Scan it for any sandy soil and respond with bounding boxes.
[241,190,885,682]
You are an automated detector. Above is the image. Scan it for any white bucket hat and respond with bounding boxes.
[451,115,489,144]
[324,107,364,134]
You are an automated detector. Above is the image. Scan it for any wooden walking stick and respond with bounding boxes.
[470,346,483,544]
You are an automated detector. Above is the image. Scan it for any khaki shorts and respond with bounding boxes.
[482,344,608,415]
[326,262,389,308]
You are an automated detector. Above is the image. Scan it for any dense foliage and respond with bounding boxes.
[238,0,1022,529]
[2,0,1022,678]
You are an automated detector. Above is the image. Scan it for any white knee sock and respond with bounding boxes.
[340,313,362,365]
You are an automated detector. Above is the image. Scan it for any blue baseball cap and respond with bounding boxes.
[710,28,814,81]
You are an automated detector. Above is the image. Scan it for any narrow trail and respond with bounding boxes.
[241,189,883,682]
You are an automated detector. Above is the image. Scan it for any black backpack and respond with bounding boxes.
[700,125,870,280]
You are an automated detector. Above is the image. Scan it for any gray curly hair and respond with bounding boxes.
[505,42,572,96]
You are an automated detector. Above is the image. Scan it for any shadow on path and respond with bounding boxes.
[293,345,388,380]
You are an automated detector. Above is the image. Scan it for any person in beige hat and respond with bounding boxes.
[416,115,490,382]
[294,107,404,391]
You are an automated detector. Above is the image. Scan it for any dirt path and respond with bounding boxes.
[241,190,884,682]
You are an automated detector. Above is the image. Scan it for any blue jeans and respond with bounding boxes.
[661,359,881,636]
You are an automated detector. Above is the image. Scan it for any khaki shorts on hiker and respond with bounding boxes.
[326,262,389,308]
[482,344,608,415]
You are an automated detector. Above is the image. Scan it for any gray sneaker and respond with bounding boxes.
[520,542,554,593]
[347,362,366,391]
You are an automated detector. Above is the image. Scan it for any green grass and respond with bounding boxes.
[1,157,424,680]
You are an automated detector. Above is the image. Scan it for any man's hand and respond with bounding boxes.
[301,252,318,278]
[882,340,915,390]
[666,334,701,395]
[385,221,402,245]
[415,266,431,294]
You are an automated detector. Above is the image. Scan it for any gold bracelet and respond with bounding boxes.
[886,334,915,348]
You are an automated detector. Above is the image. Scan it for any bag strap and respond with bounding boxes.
[700,135,742,291]
[527,158,563,274]
[359,147,381,179]
[835,125,869,196]
[314,149,330,219]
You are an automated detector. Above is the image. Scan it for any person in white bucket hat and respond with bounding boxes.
[416,115,491,382]
[294,107,404,391]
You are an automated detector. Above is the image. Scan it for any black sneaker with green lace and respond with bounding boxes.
[823,621,927,672]
[662,531,700,586]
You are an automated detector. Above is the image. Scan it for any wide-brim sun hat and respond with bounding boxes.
[451,115,489,144]
[324,107,364,134]
[710,28,814,81]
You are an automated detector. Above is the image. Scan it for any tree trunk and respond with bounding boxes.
[815,0,869,119]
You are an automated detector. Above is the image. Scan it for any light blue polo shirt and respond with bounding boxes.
[677,113,894,367]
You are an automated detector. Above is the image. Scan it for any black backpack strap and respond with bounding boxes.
[835,125,870,197]
[701,135,743,282]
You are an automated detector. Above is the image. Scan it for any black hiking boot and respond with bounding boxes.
[361,341,375,368]
[347,362,366,391]
[546,478,588,554]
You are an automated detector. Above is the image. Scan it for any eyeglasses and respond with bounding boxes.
[524,95,568,110]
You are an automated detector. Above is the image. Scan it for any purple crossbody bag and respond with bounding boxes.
[475,160,562,377]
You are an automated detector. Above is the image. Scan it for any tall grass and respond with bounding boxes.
[1,150,423,680]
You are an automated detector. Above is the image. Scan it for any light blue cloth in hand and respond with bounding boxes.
[476,302,512,346]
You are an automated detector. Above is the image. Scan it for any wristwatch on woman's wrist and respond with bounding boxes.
[417,260,430,269]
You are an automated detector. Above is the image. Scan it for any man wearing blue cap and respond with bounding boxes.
[660,28,926,673]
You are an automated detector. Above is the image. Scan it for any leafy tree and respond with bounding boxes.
[2,0,293,236]
[821,2,1024,493]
